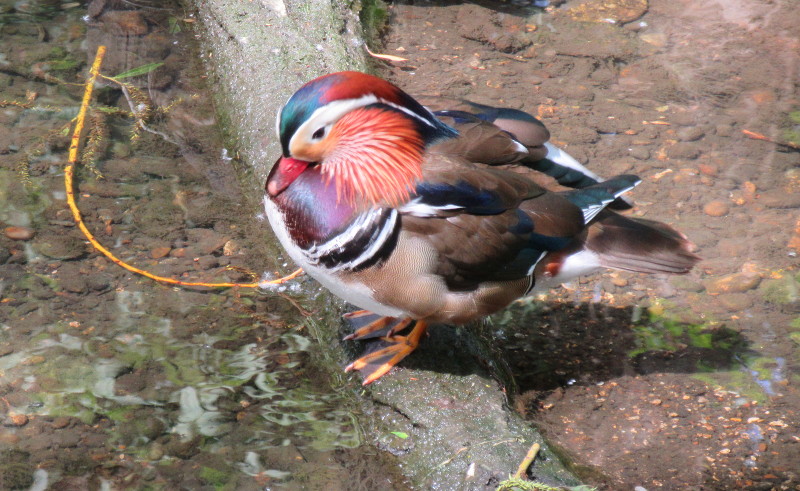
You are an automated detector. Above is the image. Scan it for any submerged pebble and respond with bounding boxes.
[716,292,754,311]
[703,200,729,217]
[667,142,701,160]
[676,126,705,142]
[706,272,762,295]
[759,190,800,209]
[33,234,86,260]
[4,412,29,427]
[629,146,651,160]
[150,246,171,259]
[4,226,35,240]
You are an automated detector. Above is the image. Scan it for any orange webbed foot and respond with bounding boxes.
[343,314,427,385]
[342,311,400,340]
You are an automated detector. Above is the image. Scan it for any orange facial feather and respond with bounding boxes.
[323,107,425,207]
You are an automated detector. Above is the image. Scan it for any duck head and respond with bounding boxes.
[267,71,456,208]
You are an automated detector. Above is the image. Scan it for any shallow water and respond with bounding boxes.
[0,1,402,489]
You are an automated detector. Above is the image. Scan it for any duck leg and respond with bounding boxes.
[342,310,399,340]
[343,315,428,385]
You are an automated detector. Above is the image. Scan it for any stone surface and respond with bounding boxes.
[190,0,369,192]
[359,324,581,490]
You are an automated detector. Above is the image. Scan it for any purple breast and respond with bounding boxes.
[271,167,357,248]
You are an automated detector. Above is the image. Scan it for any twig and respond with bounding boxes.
[514,442,541,479]
[742,129,800,150]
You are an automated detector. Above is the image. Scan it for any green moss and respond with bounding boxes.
[46,46,81,72]
[747,356,780,381]
[105,406,136,423]
[759,277,799,304]
[628,319,736,358]
[0,450,35,490]
[50,59,81,71]
[359,0,388,48]
[199,466,231,488]
[48,46,68,58]
[782,129,800,145]
[691,371,768,404]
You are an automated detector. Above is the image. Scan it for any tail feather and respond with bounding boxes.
[526,143,634,209]
[587,211,700,274]
[562,175,641,224]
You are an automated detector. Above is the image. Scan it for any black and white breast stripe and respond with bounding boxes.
[302,208,400,272]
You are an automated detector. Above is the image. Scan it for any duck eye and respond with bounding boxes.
[311,127,325,140]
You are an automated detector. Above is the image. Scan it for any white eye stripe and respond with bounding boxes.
[286,94,437,155]
[290,95,379,152]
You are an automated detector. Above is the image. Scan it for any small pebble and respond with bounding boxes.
[4,412,28,427]
[0,343,13,357]
[611,276,629,287]
[703,200,729,217]
[0,431,21,445]
[629,146,651,160]
[4,226,35,240]
[223,240,241,256]
[716,293,754,311]
[676,126,705,142]
[186,228,228,255]
[195,255,219,270]
[667,142,701,160]
[148,442,165,461]
[150,246,171,259]
[715,123,733,137]
[170,247,186,258]
[706,273,761,295]
[697,163,718,176]
[87,274,111,292]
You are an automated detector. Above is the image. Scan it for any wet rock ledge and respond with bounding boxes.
[190,0,369,188]
[188,1,581,488]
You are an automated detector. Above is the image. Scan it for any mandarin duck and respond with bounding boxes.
[264,71,699,384]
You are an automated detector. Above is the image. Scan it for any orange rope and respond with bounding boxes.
[65,46,302,289]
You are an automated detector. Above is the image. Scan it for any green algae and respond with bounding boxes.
[628,314,742,360]
[691,371,769,404]
[0,450,35,490]
[199,465,233,489]
[359,0,388,49]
